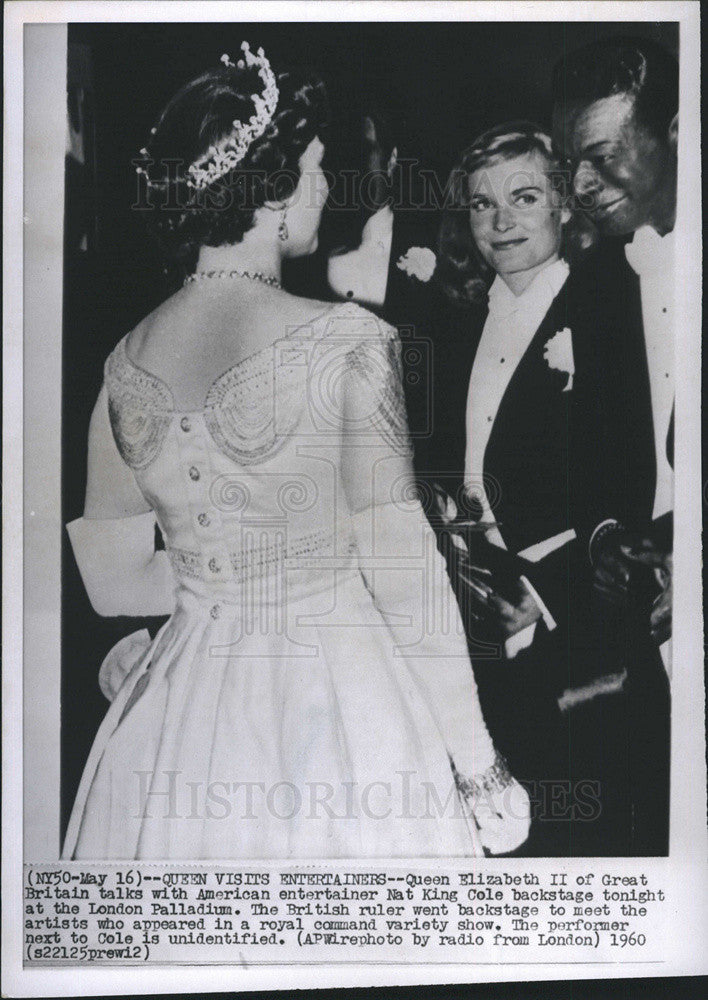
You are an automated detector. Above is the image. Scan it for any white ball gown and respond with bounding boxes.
[63,301,529,859]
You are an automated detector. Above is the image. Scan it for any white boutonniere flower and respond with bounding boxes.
[543,327,575,392]
[396,246,436,282]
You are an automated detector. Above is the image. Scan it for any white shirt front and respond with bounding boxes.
[624,225,676,521]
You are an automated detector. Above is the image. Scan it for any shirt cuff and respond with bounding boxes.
[589,518,622,565]
[505,622,537,659]
[519,574,556,633]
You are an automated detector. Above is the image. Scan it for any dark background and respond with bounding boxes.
[62,19,679,836]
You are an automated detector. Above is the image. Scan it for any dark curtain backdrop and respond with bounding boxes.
[61,19,678,836]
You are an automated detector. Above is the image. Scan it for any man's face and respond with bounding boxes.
[552,92,676,236]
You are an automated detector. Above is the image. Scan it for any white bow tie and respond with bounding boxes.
[625,226,674,276]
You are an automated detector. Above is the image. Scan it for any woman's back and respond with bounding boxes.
[68,294,525,861]
[104,293,428,614]
[126,284,335,413]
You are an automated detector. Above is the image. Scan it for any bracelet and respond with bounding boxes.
[452,752,515,805]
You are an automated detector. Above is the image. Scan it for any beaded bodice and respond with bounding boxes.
[103,302,410,603]
[106,317,308,471]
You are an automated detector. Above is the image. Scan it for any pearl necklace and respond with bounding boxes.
[184,268,282,289]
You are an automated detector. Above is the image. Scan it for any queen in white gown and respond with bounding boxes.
[63,46,530,860]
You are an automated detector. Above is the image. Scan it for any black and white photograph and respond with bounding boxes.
[3,0,705,993]
[59,14,680,861]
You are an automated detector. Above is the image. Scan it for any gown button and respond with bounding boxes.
[189,466,200,481]
[180,416,191,432]
[208,557,221,574]
[210,604,220,620]
[197,512,211,527]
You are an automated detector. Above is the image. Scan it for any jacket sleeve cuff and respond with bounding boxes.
[504,622,537,659]
[519,574,556,632]
[502,573,557,660]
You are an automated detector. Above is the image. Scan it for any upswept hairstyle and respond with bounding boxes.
[436,121,592,306]
[551,35,678,141]
[138,58,329,266]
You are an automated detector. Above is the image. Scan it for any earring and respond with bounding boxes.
[278,207,289,242]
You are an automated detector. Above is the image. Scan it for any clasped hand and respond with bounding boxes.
[431,484,542,640]
[457,558,543,639]
[593,530,672,645]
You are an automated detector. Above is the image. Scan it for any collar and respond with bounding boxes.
[625,225,675,276]
[487,257,570,318]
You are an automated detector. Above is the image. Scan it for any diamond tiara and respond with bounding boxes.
[187,43,279,189]
[135,42,280,191]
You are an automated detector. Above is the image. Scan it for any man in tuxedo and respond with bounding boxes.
[551,36,678,853]
[551,35,677,659]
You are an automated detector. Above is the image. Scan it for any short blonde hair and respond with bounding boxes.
[437,121,595,305]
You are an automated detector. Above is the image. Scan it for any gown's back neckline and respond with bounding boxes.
[121,302,340,415]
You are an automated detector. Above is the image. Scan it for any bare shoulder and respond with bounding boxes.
[317,299,398,338]
[276,292,339,328]
[116,291,393,382]
[122,289,185,361]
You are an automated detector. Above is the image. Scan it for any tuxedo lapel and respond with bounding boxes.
[624,262,657,485]
[426,298,481,493]
[579,241,665,530]
[491,287,573,437]
[383,210,439,326]
[380,210,475,483]
[483,285,576,552]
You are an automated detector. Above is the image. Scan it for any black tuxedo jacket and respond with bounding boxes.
[374,223,662,652]
[424,249,657,543]
[573,239,663,537]
[402,248,665,699]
